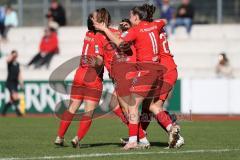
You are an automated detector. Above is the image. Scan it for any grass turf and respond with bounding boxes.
[0,116,240,160]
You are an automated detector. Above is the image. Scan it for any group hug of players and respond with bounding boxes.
[54,4,184,150]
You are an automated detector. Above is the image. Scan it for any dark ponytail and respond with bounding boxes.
[87,13,96,32]
[131,4,156,22]
[142,4,156,22]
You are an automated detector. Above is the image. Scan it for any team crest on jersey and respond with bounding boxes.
[95,45,99,53]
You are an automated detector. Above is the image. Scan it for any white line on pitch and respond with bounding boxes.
[1,148,240,160]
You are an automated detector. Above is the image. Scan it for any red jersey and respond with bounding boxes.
[152,19,177,70]
[159,31,177,70]
[122,21,165,62]
[80,31,103,67]
[95,28,136,74]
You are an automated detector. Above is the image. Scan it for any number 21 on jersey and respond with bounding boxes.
[160,32,171,54]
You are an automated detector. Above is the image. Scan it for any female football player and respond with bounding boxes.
[119,4,184,149]
[54,12,104,147]
[93,4,167,150]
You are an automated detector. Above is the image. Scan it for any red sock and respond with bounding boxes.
[113,106,128,125]
[58,110,74,138]
[138,124,145,139]
[155,111,173,131]
[77,116,92,140]
[128,123,138,137]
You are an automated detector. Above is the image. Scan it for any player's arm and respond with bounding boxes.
[93,20,136,53]
[100,26,123,47]
[154,19,167,31]
[92,20,129,46]
[92,18,122,46]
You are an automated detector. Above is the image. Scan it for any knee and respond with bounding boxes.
[149,101,164,115]
[68,100,81,113]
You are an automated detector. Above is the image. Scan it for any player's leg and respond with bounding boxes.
[11,91,22,116]
[137,99,152,148]
[110,91,128,125]
[71,73,103,148]
[123,63,160,150]
[119,98,152,147]
[150,69,184,148]
[3,82,22,116]
[55,99,83,146]
[123,93,144,150]
[71,99,98,148]
[140,99,152,131]
[150,98,184,148]
[55,69,85,146]
[1,90,14,116]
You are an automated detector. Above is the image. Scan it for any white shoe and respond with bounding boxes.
[168,125,180,148]
[175,134,184,148]
[138,141,150,149]
[54,136,64,146]
[71,136,80,148]
[123,142,138,150]
[120,137,129,145]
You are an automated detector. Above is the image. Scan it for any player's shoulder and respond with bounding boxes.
[85,31,95,37]
[153,19,167,27]
[154,19,167,24]
[127,25,138,33]
[84,31,95,42]
[95,32,106,39]
[95,32,108,45]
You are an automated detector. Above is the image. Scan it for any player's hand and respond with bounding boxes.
[92,18,107,31]
[87,57,97,67]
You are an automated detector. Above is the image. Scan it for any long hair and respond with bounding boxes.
[96,8,111,27]
[87,13,96,32]
[131,4,156,22]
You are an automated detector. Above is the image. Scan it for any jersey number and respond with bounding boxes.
[148,32,158,55]
[160,32,170,54]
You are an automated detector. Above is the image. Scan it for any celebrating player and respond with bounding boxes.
[93,4,167,150]
[120,4,185,149]
[140,25,185,148]
[54,12,104,147]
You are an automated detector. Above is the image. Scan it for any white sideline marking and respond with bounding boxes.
[1,149,240,160]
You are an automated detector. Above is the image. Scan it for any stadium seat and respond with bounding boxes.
[0,25,240,80]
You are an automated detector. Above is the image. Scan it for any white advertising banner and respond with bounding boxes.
[181,78,240,114]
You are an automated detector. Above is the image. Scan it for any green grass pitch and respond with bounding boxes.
[0,116,240,160]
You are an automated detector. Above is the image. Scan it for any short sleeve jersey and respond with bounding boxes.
[121,21,165,62]
[95,28,136,73]
[80,31,103,67]
[153,19,177,70]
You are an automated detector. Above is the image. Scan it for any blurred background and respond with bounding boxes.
[0,0,240,116]
[0,0,240,26]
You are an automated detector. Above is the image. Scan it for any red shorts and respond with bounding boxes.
[130,62,167,98]
[111,62,137,97]
[70,67,103,102]
[158,69,178,100]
